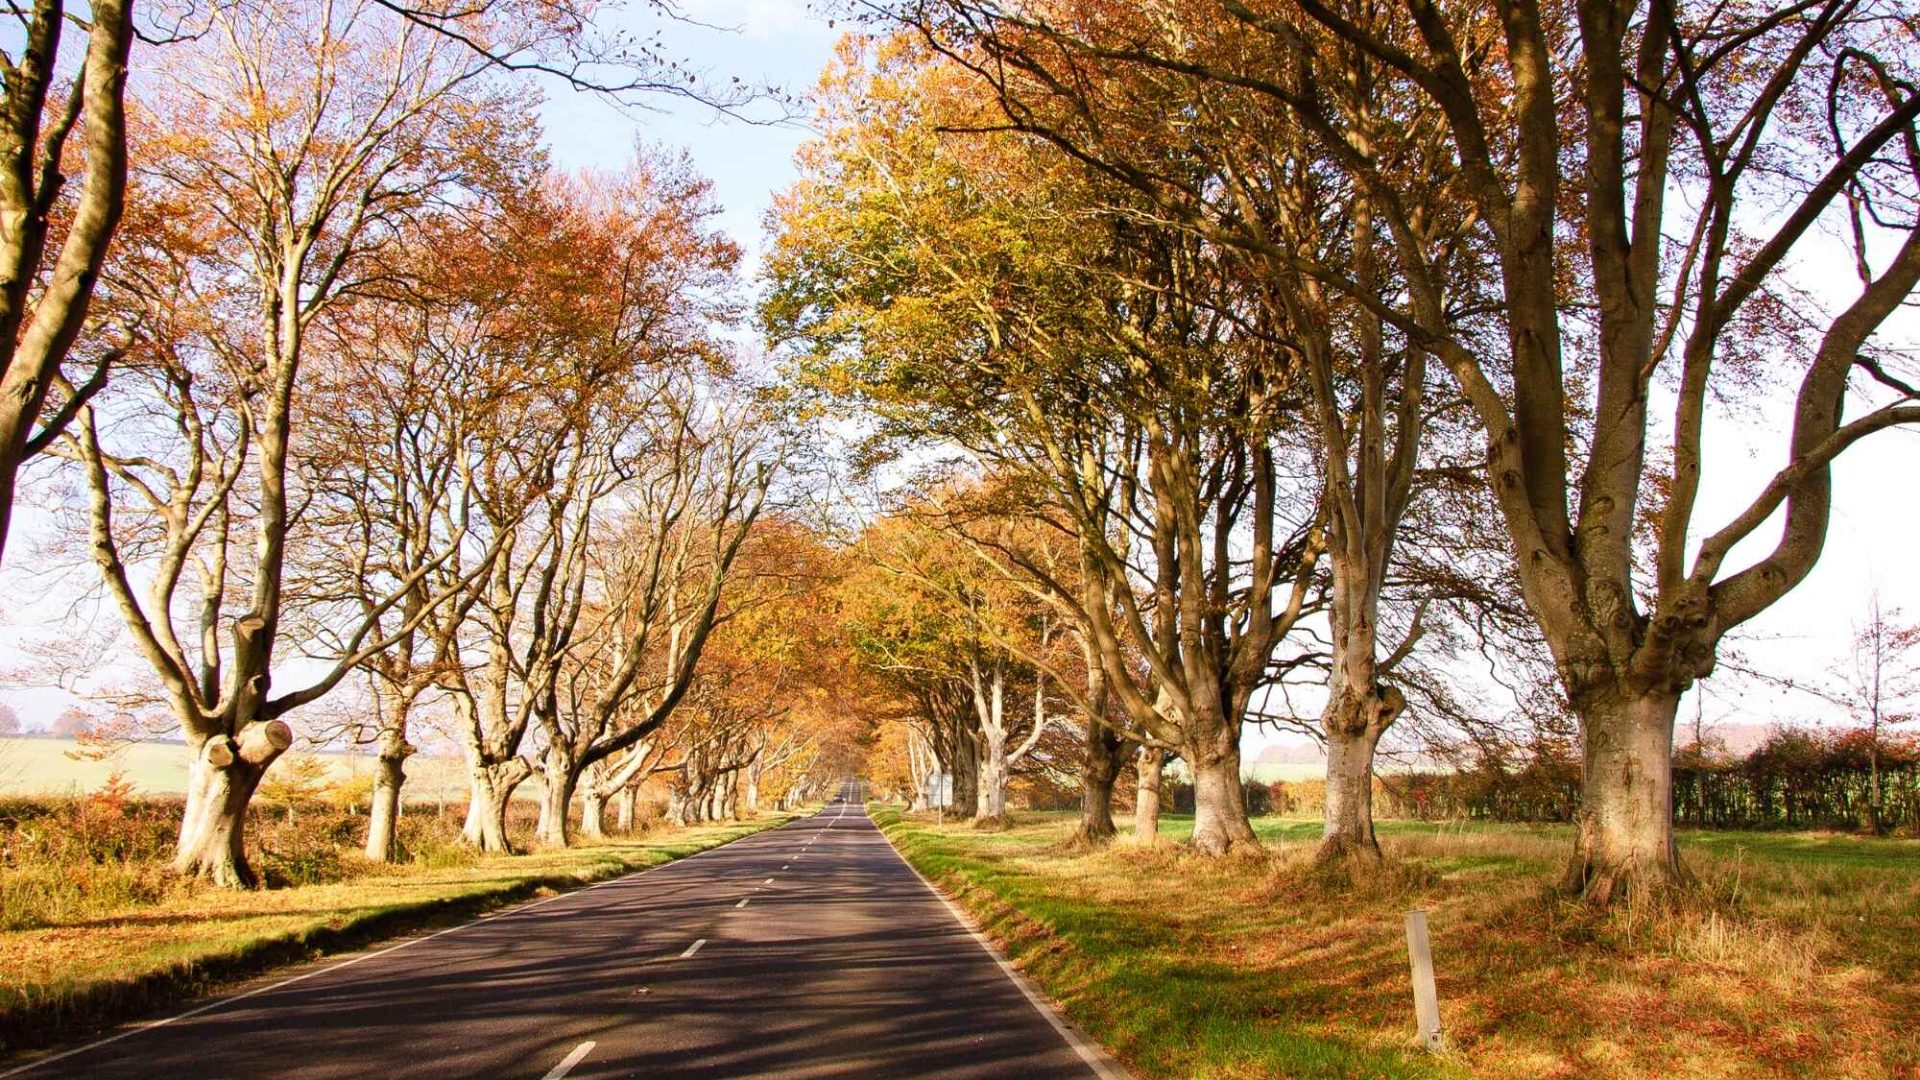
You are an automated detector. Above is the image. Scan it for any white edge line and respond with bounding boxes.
[0,819,805,1078]
[875,815,1133,1080]
[540,1040,595,1080]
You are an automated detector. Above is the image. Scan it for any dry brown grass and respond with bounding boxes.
[880,809,1920,1080]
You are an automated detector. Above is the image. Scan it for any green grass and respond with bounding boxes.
[0,814,795,1057]
[877,807,1920,1080]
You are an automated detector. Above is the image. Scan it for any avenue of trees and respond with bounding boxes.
[764,0,1920,903]
[3,0,861,888]
[0,0,1913,914]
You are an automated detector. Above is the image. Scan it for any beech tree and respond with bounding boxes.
[0,0,133,565]
[767,39,1324,853]
[294,186,572,862]
[64,0,519,885]
[526,391,772,846]
[884,0,1920,899]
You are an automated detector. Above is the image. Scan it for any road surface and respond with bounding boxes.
[9,784,1120,1079]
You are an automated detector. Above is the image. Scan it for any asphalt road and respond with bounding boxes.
[13,784,1120,1079]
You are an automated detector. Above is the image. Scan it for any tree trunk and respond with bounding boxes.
[463,763,525,854]
[1563,689,1685,901]
[1868,717,1884,835]
[949,735,978,817]
[363,717,414,863]
[616,785,637,832]
[1315,685,1402,866]
[976,728,1009,823]
[1070,719,1124,846]
[1188,735,1258,855]
[364,751,406,863]
[537,758,576,847]
[580,789,607,840]
[1134,745,1164,846]
[174,720,292,887]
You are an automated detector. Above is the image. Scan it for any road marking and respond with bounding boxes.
[542,1041,595,1080]
[782,863,790,870]
[0,819,807,1079]
[878,808,1132,1080]
[679,938,707,959]
[764,877,775,885]
[735,897,750,908]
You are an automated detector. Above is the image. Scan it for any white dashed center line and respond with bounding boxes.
[542,1041,595,1080]
[735,897,750,909]
[679,939,707,959]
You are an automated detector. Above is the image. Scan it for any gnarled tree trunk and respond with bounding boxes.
[616,785,637,832]
[580,789,608,840]
[463,758,530,853]
[364,726,412,863]
[174,720,292,887]
[1134,745,1164,845]
[1563,688,1684,901]
[536,749,577,847]
[1316,685,1404,866]
[1070,718,1124,846]
[1187,720,1257,855]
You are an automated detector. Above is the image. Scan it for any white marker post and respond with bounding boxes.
[1404,909,1443,1051]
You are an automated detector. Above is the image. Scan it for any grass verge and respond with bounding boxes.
[0,814,795,1058]
[874,807,1920,1080]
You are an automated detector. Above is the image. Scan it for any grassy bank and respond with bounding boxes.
[0,810,795,1056]
[875,808,1920,1080]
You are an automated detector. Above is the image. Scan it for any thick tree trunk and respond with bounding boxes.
[174,720,292,887]
[1134,745,1164,846]
[537,759,576,847]
[363,715,416,863]
[1315,685,1402,866]
[364,751,406,863]
[976,729,1009,823]
[1563,689,1685,901]
[1188,735,1258,855]
[616,785,637,832]
[1070,719,1124,846]
[1318,725,1383,865]
[580,790,607,840]
[463,763,526,854]
[950,739,978,818]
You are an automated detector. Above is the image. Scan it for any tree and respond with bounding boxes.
[1837,590,1919,833]
[885,0,1920,899]
[50,705,91,737]
[766,40,1324,853]
[66,1,522,886]
[526,387,773,846]
[0,0,133,565]
[0,702,19,734]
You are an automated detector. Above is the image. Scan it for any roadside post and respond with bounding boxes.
[1404,909,1443,1051]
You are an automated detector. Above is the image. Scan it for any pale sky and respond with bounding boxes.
[4,0,1916,764]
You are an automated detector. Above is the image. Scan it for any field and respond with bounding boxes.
[0,736,475,801]
[876,809,1920,1080]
